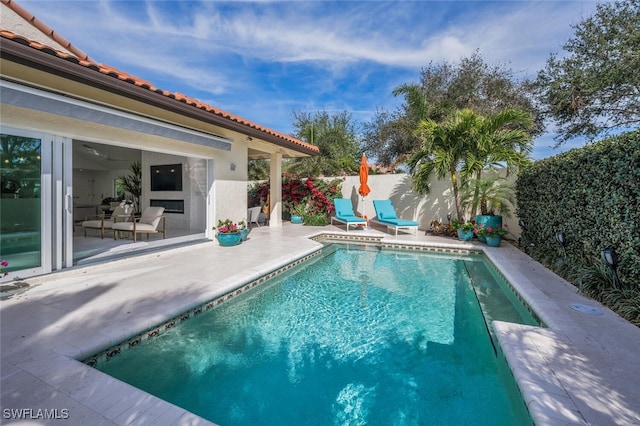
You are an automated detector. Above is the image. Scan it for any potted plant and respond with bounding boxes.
[238,220,250,241]
[290,203,306,224]
[117,161,142,214]
[215,219,241,246]
[475,224,509,247]
[451,219,475,241]
[1,260,8,277]
[462,176,515,242]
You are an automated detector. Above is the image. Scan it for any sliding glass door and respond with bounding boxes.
[1,128,72,281]
[0,132,42,276]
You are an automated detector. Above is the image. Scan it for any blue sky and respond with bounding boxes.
[21,0,600,160]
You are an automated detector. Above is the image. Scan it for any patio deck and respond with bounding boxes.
[1,224,639,425]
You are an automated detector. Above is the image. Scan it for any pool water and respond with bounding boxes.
[96,244,534,425]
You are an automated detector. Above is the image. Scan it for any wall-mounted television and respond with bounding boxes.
[150,164,183,191]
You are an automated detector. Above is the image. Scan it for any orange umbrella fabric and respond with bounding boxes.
[358,155,370,197]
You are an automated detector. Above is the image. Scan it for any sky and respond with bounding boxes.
[19,0,601,160]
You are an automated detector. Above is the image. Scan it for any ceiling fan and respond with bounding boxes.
[82,144,127,162]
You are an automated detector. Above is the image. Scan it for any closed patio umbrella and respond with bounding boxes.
[358,155,370,226]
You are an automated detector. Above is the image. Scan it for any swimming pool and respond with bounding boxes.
[92,243,536,425]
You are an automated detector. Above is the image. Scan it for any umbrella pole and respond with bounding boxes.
[362,196,367,229]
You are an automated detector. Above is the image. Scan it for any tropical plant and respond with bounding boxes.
[567,254,640,326]
[408,109,479,221]
[117,161,142,213]
[287,110,359,176]
[459,109,533,214]
[461,175,516,217]
[1,260,8,277]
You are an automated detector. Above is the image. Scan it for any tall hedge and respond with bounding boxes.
[516,130,640,288]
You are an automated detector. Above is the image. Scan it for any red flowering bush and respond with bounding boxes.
[248,175,343,219]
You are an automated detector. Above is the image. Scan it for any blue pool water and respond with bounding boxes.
[96,244,535,425]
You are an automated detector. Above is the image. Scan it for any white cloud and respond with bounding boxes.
[17,0,601,157]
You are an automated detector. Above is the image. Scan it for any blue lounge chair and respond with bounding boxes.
[331,198,367,231]
[371,200,419,235]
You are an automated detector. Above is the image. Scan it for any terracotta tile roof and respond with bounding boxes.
[0,3,318,155]
[1,0,96,64]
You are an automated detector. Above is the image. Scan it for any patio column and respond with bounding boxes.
[269,152,282,227]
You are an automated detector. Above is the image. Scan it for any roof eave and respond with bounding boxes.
[0,38,319,157]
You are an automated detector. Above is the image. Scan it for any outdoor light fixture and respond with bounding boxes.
[518,219,533,254]
[601,247,622,289]
[447,214,451,223]
[556,232,567,259]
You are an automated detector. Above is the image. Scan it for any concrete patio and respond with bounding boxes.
[1,224,639,425]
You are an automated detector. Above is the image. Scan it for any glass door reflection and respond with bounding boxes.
[1,133,42,274]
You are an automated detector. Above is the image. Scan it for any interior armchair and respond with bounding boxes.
[81,205,127,239]
[112,206,166,243]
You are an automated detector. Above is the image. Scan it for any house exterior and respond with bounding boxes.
[0,0,319,281]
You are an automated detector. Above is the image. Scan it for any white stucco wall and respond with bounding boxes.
[211,139,249,229]
[334,171,520,238]
[338,174,455,230]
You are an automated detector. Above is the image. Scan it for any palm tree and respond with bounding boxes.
[409,108,533,222]
[408,109,480,221]
[460,109,533,215]
[461,175,516,217]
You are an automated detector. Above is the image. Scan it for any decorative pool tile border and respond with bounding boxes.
[313,232,481,255]
[483,255,545,327]
[379,242,480,255]
[310,233,383,244]
[83,250,322,367]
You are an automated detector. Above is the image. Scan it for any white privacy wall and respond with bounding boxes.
[335,172,521,238]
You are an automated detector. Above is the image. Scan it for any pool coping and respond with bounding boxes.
[1,227,639,425]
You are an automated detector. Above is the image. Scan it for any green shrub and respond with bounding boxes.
[516,130,639,324]
[303,214,330,226]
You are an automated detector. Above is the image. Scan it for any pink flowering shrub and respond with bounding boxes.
[216,219,239,234]
[475,224,509,237]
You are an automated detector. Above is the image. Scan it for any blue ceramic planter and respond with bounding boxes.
[457,229,474,241]
[485,236,502,247]
[476,215,502,242]
[216,232,241,246]
[291,215,303,224]
[239,228,250,241]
